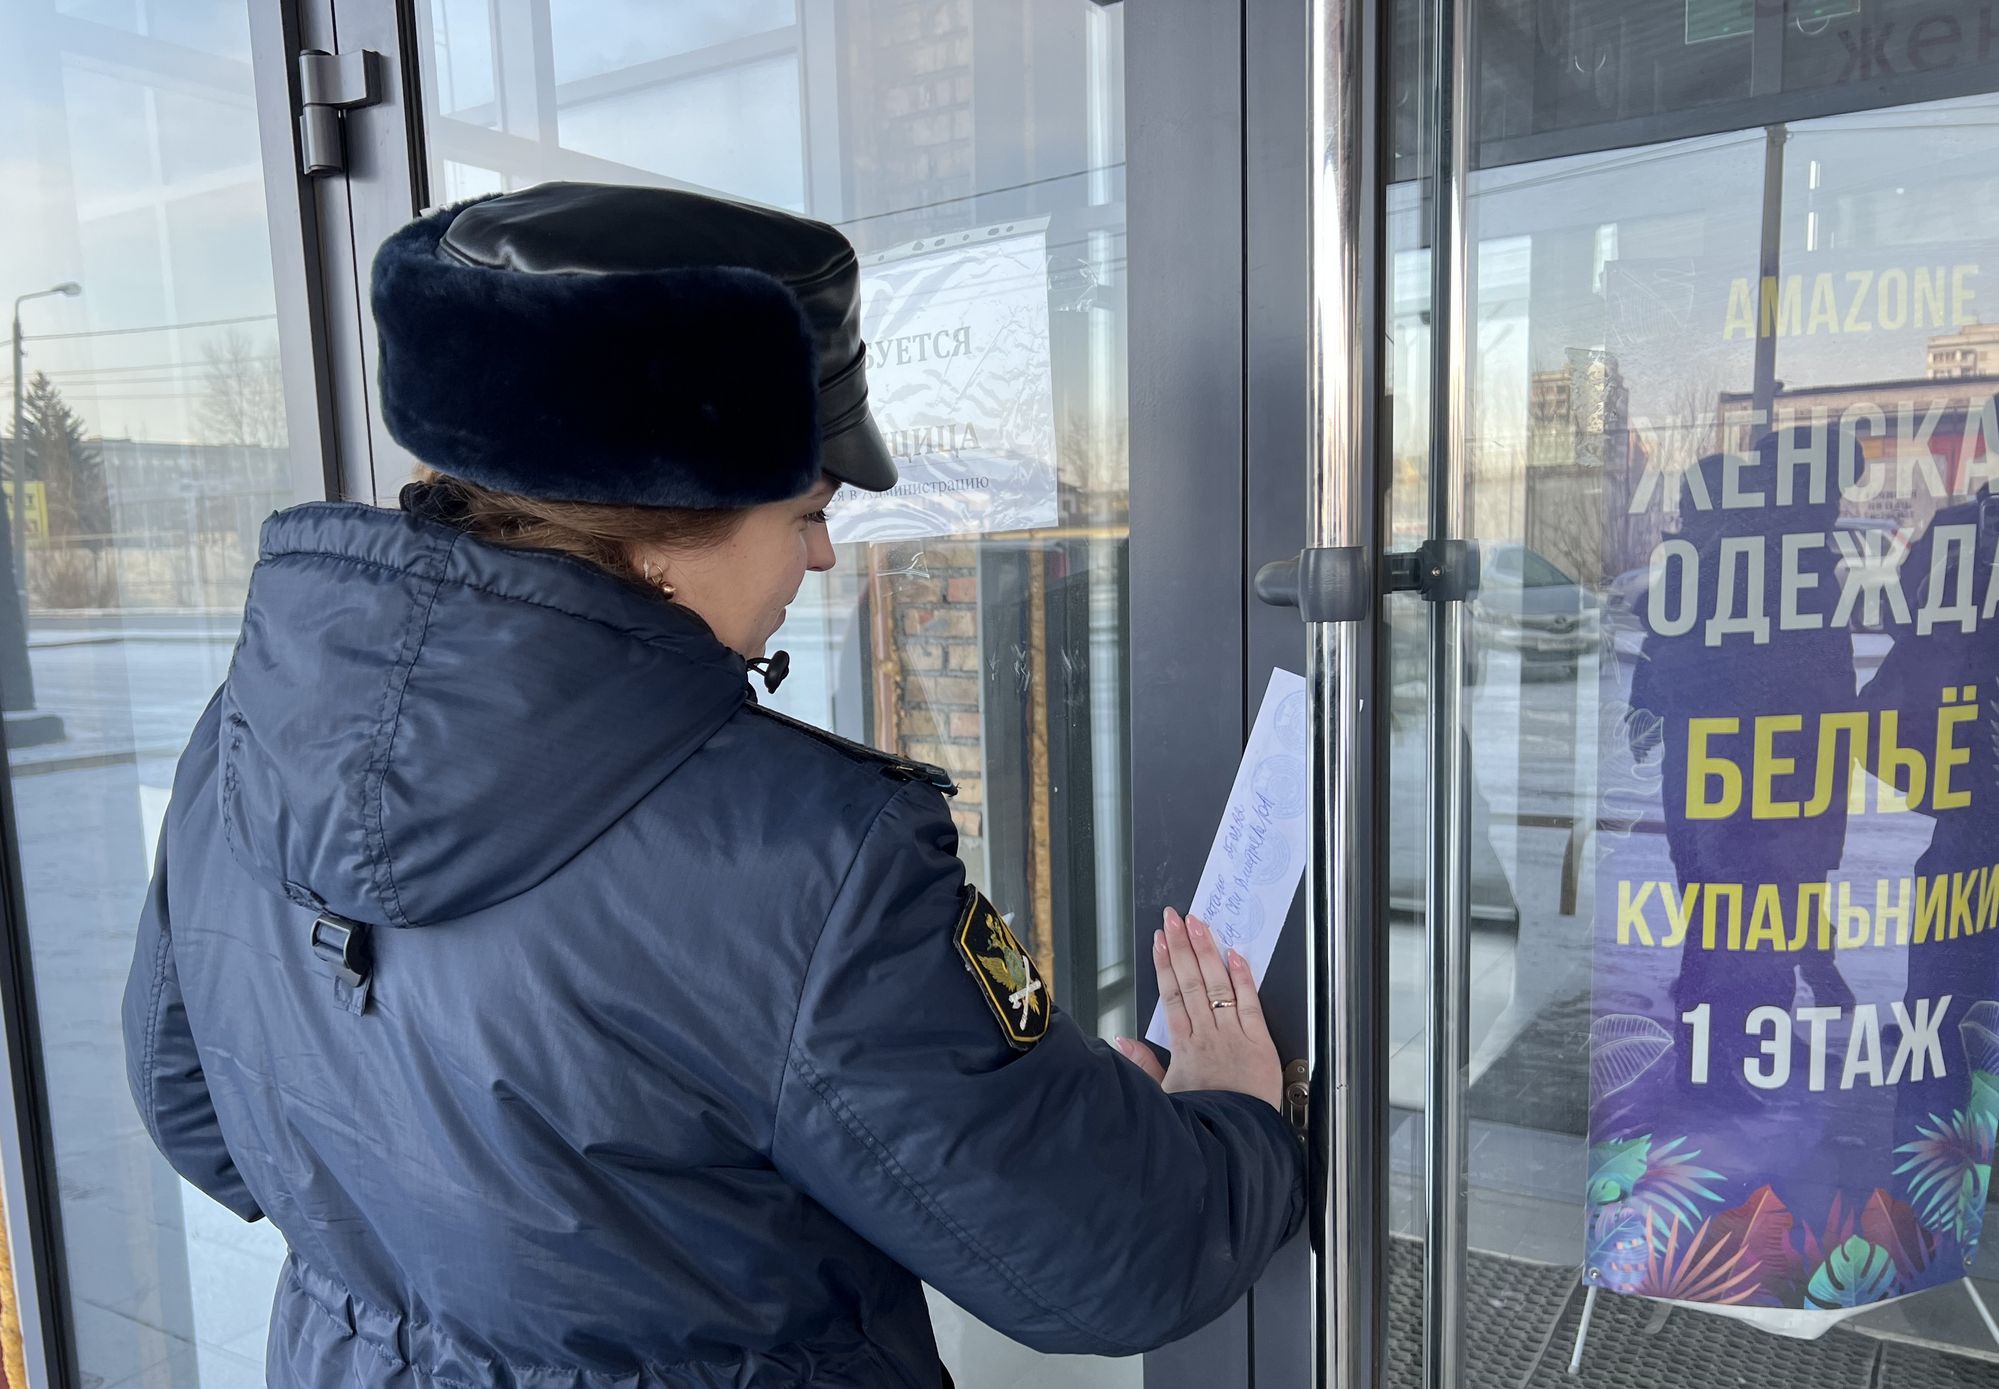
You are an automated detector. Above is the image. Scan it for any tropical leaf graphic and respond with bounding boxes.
[1859,1189,1937,1286]
[1633,1138,1727,1240]
[1587,1138,1651,1205]
[1709,1185,1802,1305]
[1805,1236,1900,1309]
[1587,1203,1649,1293]
[1587,1134,1726,1236]
[1895,1109,1997,1243]
[1960,1001,1999,1077]
[1589,1015,1674,1106]
[1801,1191,1860,1276]
[1961,1170,1992,1258]
[1634,1211,1760,1305]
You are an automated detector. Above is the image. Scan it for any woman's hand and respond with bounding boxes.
[1113,908,1283,1111]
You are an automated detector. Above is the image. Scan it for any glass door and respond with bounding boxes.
[1386,1,1999,1385]
[342,3,1270,1387]
[0,3,342,1388]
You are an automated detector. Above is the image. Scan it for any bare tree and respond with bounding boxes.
[1619,365,1729,564]
[197,330,286,448]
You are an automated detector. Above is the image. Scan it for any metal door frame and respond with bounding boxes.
[0,737,71,1389]
[1125,4,1257,1385]
[1131,1,1398,1385]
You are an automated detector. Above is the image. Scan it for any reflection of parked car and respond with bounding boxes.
[1605,563,1650,625]
[1472,543,1599,680]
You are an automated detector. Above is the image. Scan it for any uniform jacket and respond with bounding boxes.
[122,500,1306,1388]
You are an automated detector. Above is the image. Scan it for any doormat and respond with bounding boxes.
[1384,1237,1999,1387]
[1466,988,1593,1138]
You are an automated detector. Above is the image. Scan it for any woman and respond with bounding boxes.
[121,182,1303,1389]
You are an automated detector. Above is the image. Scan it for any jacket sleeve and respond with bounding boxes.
[122,827,263,1222]
[771,783,1305,1356]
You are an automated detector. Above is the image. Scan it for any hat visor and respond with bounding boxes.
[821,414,898,493]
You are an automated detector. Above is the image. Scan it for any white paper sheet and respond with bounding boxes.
[1145,668,1310,1047]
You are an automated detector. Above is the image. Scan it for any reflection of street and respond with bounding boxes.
[12,751,281,1389]
[1387,643,1604,1116]
[13,620,284,1387]
[14,617,238,772]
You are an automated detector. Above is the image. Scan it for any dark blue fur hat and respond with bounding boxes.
[371,182,897,508]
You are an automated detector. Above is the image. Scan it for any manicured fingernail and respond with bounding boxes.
[1188,917,1207,939]
[1229,949,1247,967]
[1162,907,1174,928]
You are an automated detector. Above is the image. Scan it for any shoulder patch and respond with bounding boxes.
[954,886,1051,1050]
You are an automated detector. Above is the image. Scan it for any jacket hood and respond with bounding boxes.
[218,502,749,927]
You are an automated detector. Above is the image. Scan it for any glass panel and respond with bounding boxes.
[420,0,806,192]
[0,4,307,1388]
[1392,0,1999,1382]
[409,5,1136,1385]
[555,55,806,209]
[547,0,797,82]
[1474,0,1999,164]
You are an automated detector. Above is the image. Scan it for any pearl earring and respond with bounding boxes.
[641,560,676,602]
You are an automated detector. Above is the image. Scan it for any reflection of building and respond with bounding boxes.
[27,440,289,610]
[1927,322,1999,379]
[1527,350,1629,471]
[1528,369,1573,460]
[99,439,290,542]
[1523,349,1633,584]
[1717,374,1999,536]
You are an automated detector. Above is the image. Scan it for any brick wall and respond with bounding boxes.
[877,539,987,866]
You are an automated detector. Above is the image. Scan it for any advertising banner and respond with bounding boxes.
[1589,248,1999,1324]
[827,219,1059,545]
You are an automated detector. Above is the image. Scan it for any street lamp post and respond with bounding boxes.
[1,281,80,732]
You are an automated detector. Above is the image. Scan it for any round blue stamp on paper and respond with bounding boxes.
[1250,754,1308,819]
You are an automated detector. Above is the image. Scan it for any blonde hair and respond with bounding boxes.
[409,466,744,591]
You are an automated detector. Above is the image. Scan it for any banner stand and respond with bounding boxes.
[1566,1286,1597,1377]
[1965,1280,1999,1351]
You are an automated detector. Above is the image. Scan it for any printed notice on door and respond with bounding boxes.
[827,219,1059,545]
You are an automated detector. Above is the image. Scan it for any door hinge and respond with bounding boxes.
[296,49,381,177]
[1283,1059,1310,1138]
